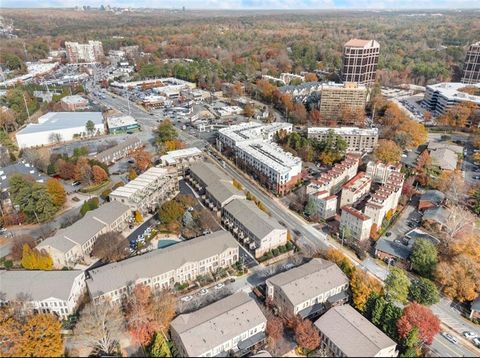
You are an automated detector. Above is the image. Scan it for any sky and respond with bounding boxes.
[1,0,480,9]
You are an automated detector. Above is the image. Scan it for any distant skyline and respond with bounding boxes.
[2,0,480,10]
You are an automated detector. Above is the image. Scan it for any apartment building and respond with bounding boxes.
[309,190,337,220]
[0,270,86,320]
[266,258,349,319]
[217,122,301,195]
[91,137,142,165]
[319,82,367,121]
[110,167,178,215]
[314,305,398,357]
[340,205,372,241]
[364,171,404,227]
[423,82,480,117]
[171,292,267,357]
[222,199,287,258]
[159,147,204,175]
[306,155,360,196]
[65,41,104,63]
[462,41,480,85]
[37,201,131,268]
[340,172,372,207]
[342,39,380,86]
[205,181,246,212]
[366,161,402,184]
[308,127,378,153]
[86,231,239,303]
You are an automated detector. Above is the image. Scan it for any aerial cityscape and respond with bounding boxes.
[0,4,479,358]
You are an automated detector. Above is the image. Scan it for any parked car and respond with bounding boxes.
[473,337,480,348]
[441,332,458,345]
[199,288,209,296]
[214,283,224,290]
[463,331,478,339]
[180,295,193,302]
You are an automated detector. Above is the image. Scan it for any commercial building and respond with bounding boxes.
[222,199,287,258]
[366,161,402,184]
[65,41,104,63]
[266,259,349,319]
[340,205,372,241]
[86,231,239,303]
[91,137,142,165]
[364,171,404,228]
[462,42,480,85]
[110,167,178,215]
[423,82,480,117]
[106,114,140,134]
[15,112,105,149]
[217,122,300,195]
[342,39,380,86]
[307,127,378,153]
[159,147,204,174]
[37,201,131,268]
[340,172,372,207]
[307,155,360,196]
[60,95,89,111]
[319,82,367,121]
[171,292,267,357]
[309,190,337,220]
[314,305,398,357]
[0,270,86,320]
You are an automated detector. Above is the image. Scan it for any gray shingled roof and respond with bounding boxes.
[223,199,284,240]
[314,305,397,357]
[429,148,458,171]
[206,181,245,205]
[266,258,349,306]
[420,190,445,205]
[171,292,267,357]
[37,201,130,253]
[189,162,228,187]
[375,238,411,260]
[0,270,83,302]
[86,231,238,298]
[423,207,450,226]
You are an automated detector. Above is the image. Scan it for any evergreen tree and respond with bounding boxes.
[371,296,387,326]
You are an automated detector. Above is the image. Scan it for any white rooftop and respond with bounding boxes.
[308,127,378,136]
[61,95,88,105]
[107,114,138,128]
[160,147,203,165]
[16,112,103,135]
[110,167,168,199]
[426,82,480,104]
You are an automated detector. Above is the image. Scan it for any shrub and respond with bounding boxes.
[279,245,287,253]
[272,248,280,256]
[286,241,294,250]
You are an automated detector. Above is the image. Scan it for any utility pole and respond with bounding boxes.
[22,92,31,123]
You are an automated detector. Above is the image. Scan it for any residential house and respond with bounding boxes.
[339,172,372,207]
[110,167,178,215]
[340,206,372,241]
[171,292,267,357]
[266,258,349,319]
[309,190,337,220]
[0,270,86,319]
[222,199,287,258]
[307,155,360,195]
[314,305,398,357]
[36,201,131,267]
[91,137,142,165]
[419,190,445,210]
[86,231,239,304]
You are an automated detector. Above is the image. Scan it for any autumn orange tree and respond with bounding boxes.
[0,307,63,357]
[132,148,152,173]
[396,302,440,346]
[92,165,108,184]
[350,269,383,312]
[294,319,321,352]
[266,316,284,346]
[374,139,402,164]
[46,178,66,207]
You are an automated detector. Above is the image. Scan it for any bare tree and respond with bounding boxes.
[10,235,35,261]
[443,204,476,244]
[73,302,125,356]
[91,232,130,263]
[49,132,63,144]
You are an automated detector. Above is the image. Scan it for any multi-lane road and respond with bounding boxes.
[92,85,479,358]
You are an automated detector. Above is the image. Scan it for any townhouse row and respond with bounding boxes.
[186,161,288,258]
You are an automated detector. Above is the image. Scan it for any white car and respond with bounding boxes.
[473,337,480,348]
[463,331,478,339]
[180,295,193,302]
[199,288,209,296]
[214,283,224,290]
[441,332,458,345]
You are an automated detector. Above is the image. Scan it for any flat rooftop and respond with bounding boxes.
[160,147,203,165]
[16,112,103,135]
[308,127,378,136]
